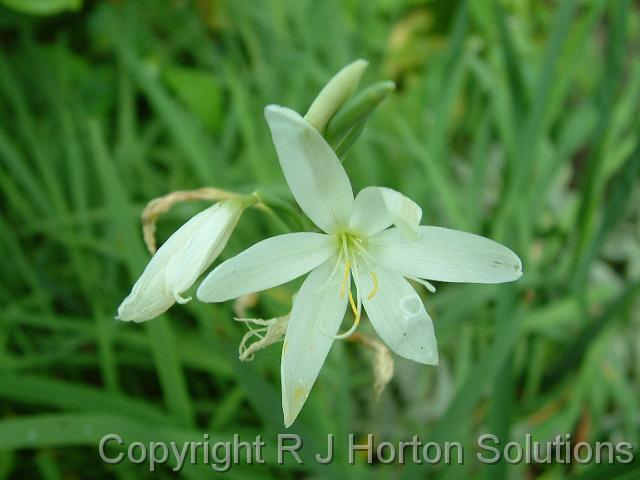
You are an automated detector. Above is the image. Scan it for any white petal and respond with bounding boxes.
[357,265,438,364]
[349,186,422,239]
[197,232,336,303]
[264,105,354,233]
[281,257,348,427]
[368,226,523,283]
[165,199,243,296]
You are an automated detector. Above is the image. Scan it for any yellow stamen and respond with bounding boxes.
[367,271,379,300]
[340,260,351,298]
[327,232,369,340]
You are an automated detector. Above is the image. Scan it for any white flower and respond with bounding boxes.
[117,198,247,322]
[197,106,523,427]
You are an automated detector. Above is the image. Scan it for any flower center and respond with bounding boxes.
[327,231,379,339]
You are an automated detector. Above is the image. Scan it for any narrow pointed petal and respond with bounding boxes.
[357,265,438,365]
[264,105,354,233]
[281,258,348,427]
[368,226,523,283]
[197,232,336,303]
[349,186,422,239]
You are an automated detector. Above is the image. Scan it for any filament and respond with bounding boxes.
[406,275,437,293]
[348,237,379,300]
[339,233,351,298]
[328,248,345,283]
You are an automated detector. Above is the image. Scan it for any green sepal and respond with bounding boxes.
[325,80,396,160]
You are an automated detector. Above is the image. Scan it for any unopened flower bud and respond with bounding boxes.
[117,197,251,322]
[304,59,368,133]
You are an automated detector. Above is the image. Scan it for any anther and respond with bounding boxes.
[367,271,379,300]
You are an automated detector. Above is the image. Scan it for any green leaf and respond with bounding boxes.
[1,0,81,15]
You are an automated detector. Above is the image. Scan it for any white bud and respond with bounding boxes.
[304,59,368,133]
[117,198,247,322]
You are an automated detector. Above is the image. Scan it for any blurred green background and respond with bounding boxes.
[1,0,639,478]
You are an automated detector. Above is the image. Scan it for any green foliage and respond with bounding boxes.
[0,0,639,478]
[163,66,223,131]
